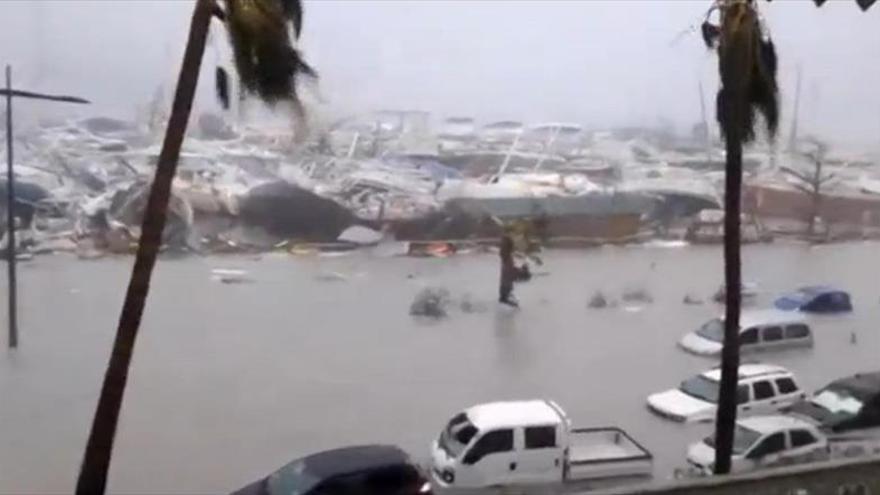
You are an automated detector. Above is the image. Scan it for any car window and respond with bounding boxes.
[776,378,799,395]
[762,326,783,342]
[737,385,750,404]
[750,432,786,458]
[463,429,514,465]
[785,324,810,339]
[753,381,775,400]
[740,328,759,345]
[790,429,817,448]
[525,426,557,449]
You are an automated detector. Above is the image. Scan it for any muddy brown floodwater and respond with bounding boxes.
[1,242,879,494]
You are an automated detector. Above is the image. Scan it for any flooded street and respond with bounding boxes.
[2,242,879,494]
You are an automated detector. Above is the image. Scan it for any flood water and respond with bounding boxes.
[1,242,879,494]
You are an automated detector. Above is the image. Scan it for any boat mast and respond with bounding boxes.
[494,132,521,180]
[699,81,712,164]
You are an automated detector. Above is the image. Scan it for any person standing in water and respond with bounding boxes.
[499,233,531,307]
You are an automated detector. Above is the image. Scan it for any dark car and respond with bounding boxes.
[231,445,432,495]
[787,372,880,433]
[774,285,853,313]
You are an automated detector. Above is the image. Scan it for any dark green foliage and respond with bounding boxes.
[220,0,316,107]
[215,66,230,110]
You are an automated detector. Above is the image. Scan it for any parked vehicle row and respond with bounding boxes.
[228,284,860,494]
[676,371,880,478]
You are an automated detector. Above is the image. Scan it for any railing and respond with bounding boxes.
[594,455,880,495]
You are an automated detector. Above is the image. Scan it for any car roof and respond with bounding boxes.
[828,371,880,401]
[702,363,792,382]
[298,445,411,479]
[731,309,808,329]
[465,400,562,430]
[797,285,842,296]
[739,415,817,434]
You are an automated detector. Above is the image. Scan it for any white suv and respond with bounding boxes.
[647,363,806,423]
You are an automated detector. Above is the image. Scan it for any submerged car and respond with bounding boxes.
[686,415,829,475]
[231,445,431,495]
[787,371,880,434]
[647,364,805,423]
[679,309,813,356]
[774,285,853,313]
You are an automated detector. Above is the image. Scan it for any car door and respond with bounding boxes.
[515,425,564,485]
[760,325,785,351]
[750,380,778,413]
[784,324,812,349]
[743,432,787,471]
[458,428,516,487]
[786,429,826,464]
[739,327,759,352]
[735,384,753,416]
[774,376,805,408]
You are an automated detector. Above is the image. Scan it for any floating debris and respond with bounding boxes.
[588,291,614,309]
[683,294,704,305]
[211,268,252,284]
[459,293,490,314]
[314,271,348,282]
[409,287,451,318]
[622,287,654,304]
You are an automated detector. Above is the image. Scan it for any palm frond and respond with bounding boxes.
[856,0,877,12]
[714,0,778,144]
[279,0,303,38]
[215,67,230,110]
[219,0,316,109]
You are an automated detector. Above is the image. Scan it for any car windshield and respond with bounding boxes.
[696,318,724,342]
[811,386,865,416]
[439,413,478,458]
[679,375,720,403]
[267,459,321,495]
[704,425,762,455]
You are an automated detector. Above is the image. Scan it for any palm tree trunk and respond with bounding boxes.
[75,1,213,493]
[713,114,743,476]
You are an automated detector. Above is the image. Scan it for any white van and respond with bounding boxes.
[647,363,806,422]
[679,309,812,356]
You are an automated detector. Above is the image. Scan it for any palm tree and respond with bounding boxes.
[75,1,312,493]
[703,0,874,475]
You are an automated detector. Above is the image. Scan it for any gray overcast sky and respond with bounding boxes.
[1,0,878,147]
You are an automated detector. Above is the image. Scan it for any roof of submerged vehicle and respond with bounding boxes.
[715,309,807,330]
[739,415,817,434]
[774,285,852,311]
[828,371,880,401]
[465,400,563,430]
[702,363,792,382]
[297,445,412,479]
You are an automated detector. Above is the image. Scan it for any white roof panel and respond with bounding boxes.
[465,400,562,430]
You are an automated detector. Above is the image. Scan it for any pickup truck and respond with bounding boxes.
[430,400,652,491]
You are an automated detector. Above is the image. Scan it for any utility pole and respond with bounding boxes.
[1,66,89,349]
[5,66,16,349]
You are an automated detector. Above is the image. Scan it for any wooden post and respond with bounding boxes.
[5,65,17,349]
[75,0,213,493]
